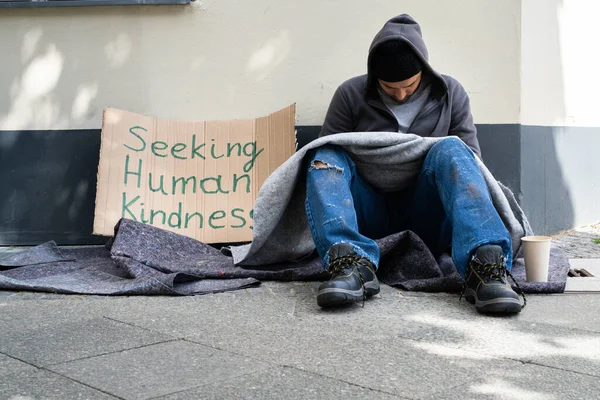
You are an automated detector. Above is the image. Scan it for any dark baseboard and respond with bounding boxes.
[0,129,105,245]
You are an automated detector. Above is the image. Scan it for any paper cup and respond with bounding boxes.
[521,236,552,282]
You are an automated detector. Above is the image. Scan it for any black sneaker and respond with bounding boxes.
[463,245,526,314]
[317,243,380,308]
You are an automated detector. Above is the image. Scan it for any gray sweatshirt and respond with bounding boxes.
[319,14,482,158]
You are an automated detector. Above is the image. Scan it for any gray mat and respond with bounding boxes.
[0,241,75,267]
[0,219,569,295]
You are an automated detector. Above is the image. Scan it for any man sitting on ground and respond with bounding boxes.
[307,14,523,314]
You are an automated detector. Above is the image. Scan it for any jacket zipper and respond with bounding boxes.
[369,93,442,132]
[367,99,395,119]
[408,99,440,131]
[414,99,439,120]
[367,98,405,133]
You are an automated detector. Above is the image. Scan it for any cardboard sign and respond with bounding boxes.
[93,105,296,243]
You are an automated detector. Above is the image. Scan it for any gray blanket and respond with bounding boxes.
[231,132,532,266]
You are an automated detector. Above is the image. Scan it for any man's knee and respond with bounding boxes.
[308,146,351,172]
[428,137,472,160]
[309,158,345,173]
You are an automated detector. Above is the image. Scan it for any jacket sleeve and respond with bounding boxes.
[319,85,355,137]
[449,82,482,158]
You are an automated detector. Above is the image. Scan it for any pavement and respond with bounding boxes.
[1,227,600,400]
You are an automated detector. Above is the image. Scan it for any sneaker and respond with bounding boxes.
[463,245,525,314]
[317,243,380,308]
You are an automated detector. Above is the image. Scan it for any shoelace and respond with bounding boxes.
[327,255,368,307]
[461,256,527,308]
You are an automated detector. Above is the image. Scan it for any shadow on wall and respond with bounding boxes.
[0,10,141,244]
[0,6,187,132]
[0,4,304,126]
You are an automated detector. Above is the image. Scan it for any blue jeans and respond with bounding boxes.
[304,137,512,277]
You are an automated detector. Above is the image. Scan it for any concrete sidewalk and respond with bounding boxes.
[2,224,600,399]
[1,281,600,400]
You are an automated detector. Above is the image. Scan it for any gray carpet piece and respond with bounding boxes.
[376,230,569,294]
[509,246,570,293]
[0,219,569,295]
[0,241,74,268]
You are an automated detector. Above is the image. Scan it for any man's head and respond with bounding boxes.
[371,40,424,103]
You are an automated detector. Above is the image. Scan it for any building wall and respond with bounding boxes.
[521,0,600,127]
[520,0,600,234]
[5,0,598,243]
[0,0,521,130]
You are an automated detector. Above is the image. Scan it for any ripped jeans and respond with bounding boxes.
[304,137,512,277]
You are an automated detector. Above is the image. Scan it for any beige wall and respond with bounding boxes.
[521,0,600,127]
[520,0,600,230]
[0,0,521,131]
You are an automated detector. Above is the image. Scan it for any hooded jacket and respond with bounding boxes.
[319,14,481,157]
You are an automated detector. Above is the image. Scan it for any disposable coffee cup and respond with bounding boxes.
[521,236,552,282]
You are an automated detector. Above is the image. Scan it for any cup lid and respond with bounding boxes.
[522,236,552,242]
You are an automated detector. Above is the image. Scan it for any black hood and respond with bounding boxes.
[366,14,447,98]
